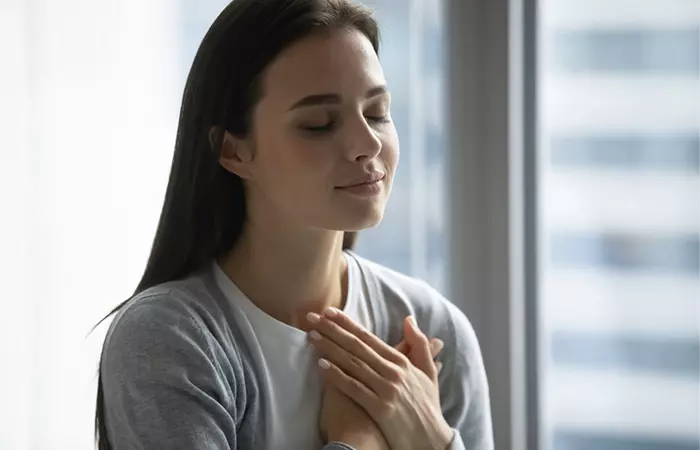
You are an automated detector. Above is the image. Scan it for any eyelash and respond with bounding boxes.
[302,115,391,134]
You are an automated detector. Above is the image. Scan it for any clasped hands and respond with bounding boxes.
[307,308,454,450]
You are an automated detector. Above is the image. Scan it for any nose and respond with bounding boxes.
[344,115,382,162]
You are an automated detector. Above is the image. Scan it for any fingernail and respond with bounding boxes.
[408,316,417,327]
[436,361,443,373]
[432,339,445,353]
[307,312,321,323]
[309,330,322,341]
[318,358,331,369]
[324,307,339,318]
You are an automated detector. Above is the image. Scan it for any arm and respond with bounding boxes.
[100,297,239,450]
[439,301,495,450]
[100,296,367,450]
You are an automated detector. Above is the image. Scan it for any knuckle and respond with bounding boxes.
[349,354,365,370]
[395,355,410,370]
[385,368,403,383]
[349,336,365,353]
[377,402,397,420]
[383,383,400,402]
[348,376,366,396]
[358,328,373,344]
[325,320,339,333]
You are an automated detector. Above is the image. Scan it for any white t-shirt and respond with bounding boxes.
[211,252,375,449]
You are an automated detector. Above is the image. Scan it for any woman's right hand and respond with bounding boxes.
[320,382,390,450]
[318,337,444,449]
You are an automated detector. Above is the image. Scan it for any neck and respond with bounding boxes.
[218,220,348,332]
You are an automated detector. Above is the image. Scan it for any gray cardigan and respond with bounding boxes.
[100,253,494,449]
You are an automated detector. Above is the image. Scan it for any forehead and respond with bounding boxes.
[259,29,385,105]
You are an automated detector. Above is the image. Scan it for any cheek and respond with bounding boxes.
[382,131,400,173]
[256,136,336,194]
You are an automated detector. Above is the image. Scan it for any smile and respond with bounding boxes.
[336,173,385,197]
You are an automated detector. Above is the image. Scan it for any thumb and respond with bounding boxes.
[403,316,436,379]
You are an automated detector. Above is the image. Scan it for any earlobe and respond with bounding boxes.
[215,129,254,180]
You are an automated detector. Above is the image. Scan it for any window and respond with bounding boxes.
[538,1,700,449]
[352,0,447,292]
[551,135,700,171]
[551,29,699,74]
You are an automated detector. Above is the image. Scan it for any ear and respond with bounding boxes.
[209,127,255,180]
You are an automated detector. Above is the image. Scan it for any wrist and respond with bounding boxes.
[433,421,455,450]
[327,430,358,446]
[328,429,387,450]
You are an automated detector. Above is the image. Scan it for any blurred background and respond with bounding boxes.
[0,0,697,449]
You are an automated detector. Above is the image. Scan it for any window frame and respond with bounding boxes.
[444,0,538,448]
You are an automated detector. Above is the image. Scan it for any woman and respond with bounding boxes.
[96,0,493,449]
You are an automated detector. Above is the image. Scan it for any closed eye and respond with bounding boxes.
[301,121,336,133]
[300,115,389,134]
[366,115,391,124]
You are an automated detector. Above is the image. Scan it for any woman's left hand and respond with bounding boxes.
[306,308,455,450]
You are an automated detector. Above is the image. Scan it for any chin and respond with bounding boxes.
[335,206,385,231]
[316,194,390,231]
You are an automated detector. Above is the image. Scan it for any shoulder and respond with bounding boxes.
[101,284,212,385]
[98,275,261,448]
[104,275,216,355]
[348,252,478,348]
[349,251,441,310]
[100,271,245,390]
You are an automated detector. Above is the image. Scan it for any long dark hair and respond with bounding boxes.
[94,0,379,448]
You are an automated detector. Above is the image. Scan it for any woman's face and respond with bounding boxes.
[224,28,399,233]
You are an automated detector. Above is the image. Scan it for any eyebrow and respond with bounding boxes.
[288,85,388,111]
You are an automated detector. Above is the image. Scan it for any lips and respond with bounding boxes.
[338,171,386,188]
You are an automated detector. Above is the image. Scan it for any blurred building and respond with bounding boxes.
[540,1,700,449]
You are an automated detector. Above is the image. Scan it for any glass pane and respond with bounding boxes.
[538,1,700,450]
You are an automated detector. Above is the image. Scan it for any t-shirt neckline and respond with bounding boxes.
[211,251,359,346]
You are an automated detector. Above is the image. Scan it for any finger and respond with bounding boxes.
[430,338,445,358]
[398,338,443,358]
[395,339,409,355]
[313,309,407,367]
[404,316,437,380]
[318,358,383,413]
[308,330,392,397]
[436,361,443,374]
